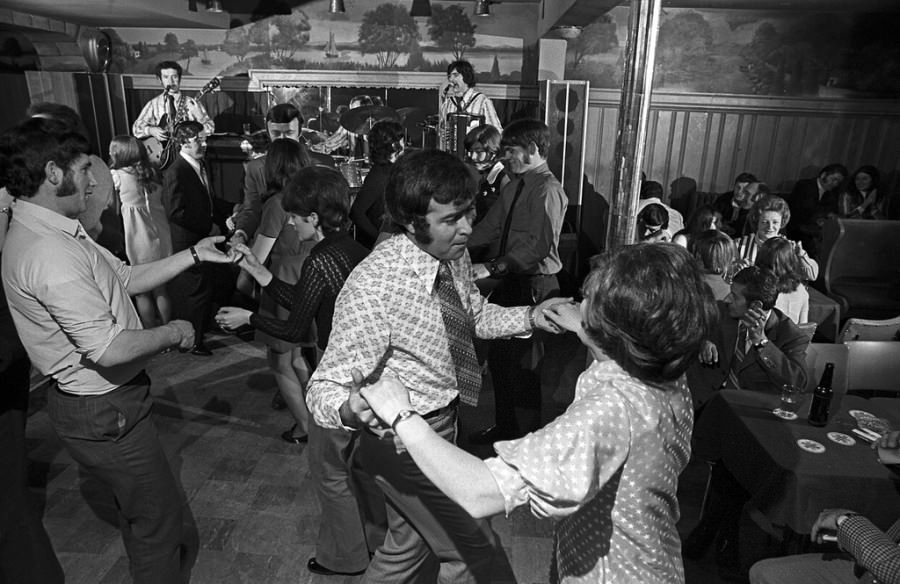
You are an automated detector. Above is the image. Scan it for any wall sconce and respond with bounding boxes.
[474,0,493,17]
[329,0,346,14]
[410,0,431,17]
[206,0,223,12]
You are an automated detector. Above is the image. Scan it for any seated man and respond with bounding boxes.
[686,265,808,408]
[749,430,900,584]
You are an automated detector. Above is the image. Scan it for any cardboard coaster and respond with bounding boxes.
[797,439,826,454]
[848,409,875,420]
[773,409,798,421]
[827,432,856,446]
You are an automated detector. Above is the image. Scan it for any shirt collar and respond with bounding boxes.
[12,198,84,239]
[394,233,457,294]
[180,151,203,173]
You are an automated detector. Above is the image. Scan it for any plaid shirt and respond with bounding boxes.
[306,233,530,430]
[840,515,900,584]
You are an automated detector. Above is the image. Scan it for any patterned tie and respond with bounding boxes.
[728,325,748,389]
[435,261,481,406]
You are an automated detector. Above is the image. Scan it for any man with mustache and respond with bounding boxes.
[132,60,214,145]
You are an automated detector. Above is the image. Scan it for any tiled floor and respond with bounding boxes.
[23,332,780,583]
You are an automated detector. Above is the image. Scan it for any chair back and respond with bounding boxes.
[805,343,849,394]
[845,341,900,396]
[839,315,900,342]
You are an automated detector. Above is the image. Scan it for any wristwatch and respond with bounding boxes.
[391,409,418,432]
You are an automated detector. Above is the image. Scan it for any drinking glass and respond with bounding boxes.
[774,384,801,416]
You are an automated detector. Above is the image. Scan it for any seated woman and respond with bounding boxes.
[216,166,384,577]
[735,194,818,281]
[839,165,887,219]
[359,243,717,584]
[348,119,404,249]
[637,202,672,242]
[673,204,724,250]
[693,229,736,301]
[756,237,809,324]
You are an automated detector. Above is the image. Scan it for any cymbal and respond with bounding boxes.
[340,105,400,135]
[397,107,427,127]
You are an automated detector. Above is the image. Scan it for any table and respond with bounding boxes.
[808,286,841,342]
[693,390,900,535]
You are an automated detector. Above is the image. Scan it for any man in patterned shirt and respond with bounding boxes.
[306,149,565,584]
[749,431,900,584]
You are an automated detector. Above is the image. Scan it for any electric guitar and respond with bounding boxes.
[142,77,220,170]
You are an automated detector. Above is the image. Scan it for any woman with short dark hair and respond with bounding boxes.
[358,243,716,584]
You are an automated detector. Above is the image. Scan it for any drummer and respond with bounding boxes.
[438,60,502,152]
[314,95,376,156]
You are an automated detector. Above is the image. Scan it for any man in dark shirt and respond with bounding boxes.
[712,171,758,237]
[467,119,568,443]
[787,163,847,259]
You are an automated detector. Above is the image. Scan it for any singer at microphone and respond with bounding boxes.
[132,60,215,143]
[437,59,502,153]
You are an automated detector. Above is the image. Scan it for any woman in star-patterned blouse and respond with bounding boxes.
[360,243,717,584]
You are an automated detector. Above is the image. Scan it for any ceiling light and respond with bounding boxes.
[474,0,491,17]
[329,0,346,14]
[206,0,223,12]
[410,0,431,17]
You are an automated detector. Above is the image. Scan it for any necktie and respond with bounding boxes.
[435,261,481,406]
[166,94,177,129]
[728,325,748,389]
[497,179,526,257]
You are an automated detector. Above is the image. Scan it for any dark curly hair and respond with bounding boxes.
[0,118,90,199]
[447,60,476,87]
[368,120,405,166]
[385,149,476,244]
[732,265,779,310]
[582,243,717,384]
[282,166,350,235]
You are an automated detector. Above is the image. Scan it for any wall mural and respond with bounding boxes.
[565,7,900,98]
[107,0,535,83]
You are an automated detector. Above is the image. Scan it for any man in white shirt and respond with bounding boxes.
[0,118,231,584]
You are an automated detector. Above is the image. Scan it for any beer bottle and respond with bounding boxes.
[808,363,835,427]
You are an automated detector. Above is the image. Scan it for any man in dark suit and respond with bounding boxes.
[711,171,758,237]
[162,121,223,355]
[687,265,809,409]
[228,103,333,247]
[787,163,847,259]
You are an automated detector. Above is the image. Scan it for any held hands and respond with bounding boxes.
[532,297,573,334]
[345,368,382,430]
[810,508,854,543]
[230,242,264,273]
[167,319,195,350]
[215,306,252,331]
[193,236,232,263]
[359,373,414,429]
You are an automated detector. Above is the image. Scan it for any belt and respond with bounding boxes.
[422,396,460,420]
[54,371,150,397]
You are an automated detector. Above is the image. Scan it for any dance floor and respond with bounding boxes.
[23,331,779,583]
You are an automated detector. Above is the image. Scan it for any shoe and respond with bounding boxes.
[468,425,515,445]
[190,343,213,356]
[281,424,308,444]
[271,391,287,410]
[307,557,366,576]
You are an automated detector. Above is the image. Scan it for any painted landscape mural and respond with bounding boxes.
[564,6,900,98]
[107,0,536,83]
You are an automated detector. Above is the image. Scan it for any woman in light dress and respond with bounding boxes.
[109,135,173,327]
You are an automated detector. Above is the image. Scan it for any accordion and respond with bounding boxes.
[444,112,484,160]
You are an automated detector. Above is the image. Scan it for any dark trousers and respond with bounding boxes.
[488,273,560,436]
[168,263,214,340]
[47,374,188,584]
[308,422,387,571]
[0,360,64,584]
[358,409,502,584]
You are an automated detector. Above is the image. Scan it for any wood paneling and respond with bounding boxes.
[584,89,900,203]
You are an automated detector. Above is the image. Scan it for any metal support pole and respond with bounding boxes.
[605,0,662,250]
